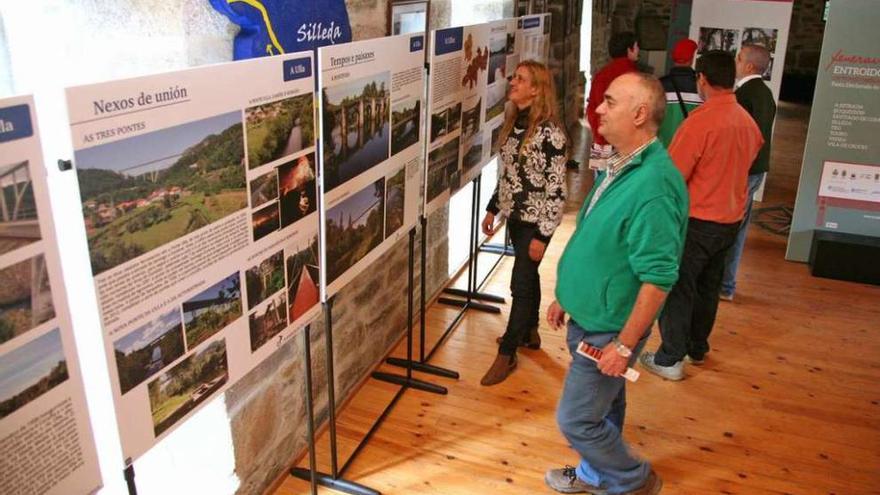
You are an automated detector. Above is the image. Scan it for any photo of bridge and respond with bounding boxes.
[0,160,40,257]
[321,72,391,192]
[74,111,246,275]
[0,254,54,346]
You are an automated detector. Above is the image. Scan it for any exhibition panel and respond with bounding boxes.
[317,32,426,298]
[787,0,880,268]
[64,52,321,462]
[0,95,102,495]
[424,16,550,216]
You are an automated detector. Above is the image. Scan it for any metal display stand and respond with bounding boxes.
[387,172,510,376]
[124,464,137,495]
[291,228,446,495]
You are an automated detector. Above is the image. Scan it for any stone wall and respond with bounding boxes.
[784,0,825,75]
[548,0,587,128]
[591,0,614,71]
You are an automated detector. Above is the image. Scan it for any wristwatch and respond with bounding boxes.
[612,337,632,358]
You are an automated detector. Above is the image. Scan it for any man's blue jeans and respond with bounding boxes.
[721,172,765,296]
[556,320,651,494]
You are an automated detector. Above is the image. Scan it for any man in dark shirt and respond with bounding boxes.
[720,44,777,301]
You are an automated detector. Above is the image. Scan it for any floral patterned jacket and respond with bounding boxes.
[486,113,567,243]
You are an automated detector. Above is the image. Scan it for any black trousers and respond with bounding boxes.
[656,217,740,366]
[498,219,542,356]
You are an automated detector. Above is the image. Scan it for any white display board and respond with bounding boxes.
[424,18,520,215]
[0,95,102,495]
[518,14,552,64]
[690,0,793,100]
[65,52,321,462]
[317,33,425,298]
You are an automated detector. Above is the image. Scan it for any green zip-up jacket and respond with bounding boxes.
[555,141,688,333]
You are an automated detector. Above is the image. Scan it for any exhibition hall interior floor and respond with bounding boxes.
[274,103,880,494]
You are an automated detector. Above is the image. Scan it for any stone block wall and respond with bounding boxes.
[784,0,825,75]
[590,0,614,71]
[548,0,587,129]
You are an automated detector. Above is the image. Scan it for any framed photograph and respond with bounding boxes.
[389,0,429,36]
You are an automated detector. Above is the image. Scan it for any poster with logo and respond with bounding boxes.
[317,33,425,298]
[424,19,520,216]
[0,95,102,495]
[518,14,551,64]
[787,0,880,261]
[65,52,321,462]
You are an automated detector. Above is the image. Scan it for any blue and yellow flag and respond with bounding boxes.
[210,0,353,59]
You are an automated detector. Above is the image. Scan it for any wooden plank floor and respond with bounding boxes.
[274,103,880,495]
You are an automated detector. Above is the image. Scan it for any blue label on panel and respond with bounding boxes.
[523,16,541,29]
[0,104,33,143]
[283,57,313,81]
[434,27,463,56]
[410,35,424,52]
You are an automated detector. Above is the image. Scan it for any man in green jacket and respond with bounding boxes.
[543,72,688,495]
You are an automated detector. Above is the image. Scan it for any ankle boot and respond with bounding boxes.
[523,326,541,350]
[480,353,517,386]
[494,326,541,349]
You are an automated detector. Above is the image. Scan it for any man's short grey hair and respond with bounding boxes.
[626,72,666,130]
[741,44,771,74]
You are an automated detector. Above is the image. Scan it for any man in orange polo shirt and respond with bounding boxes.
[640,50,763,381]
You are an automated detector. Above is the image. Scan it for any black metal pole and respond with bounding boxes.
[324,298,339,479]
[378,228,450,391]
[420,215,427,362]
[387,216,459,379]
[407,228,414,381]
[472,175,481,292]
[467,178,478,300]
[290,303,381,495]
[124,464,137,495]
[438,176,503,310]
[302,324,318,495]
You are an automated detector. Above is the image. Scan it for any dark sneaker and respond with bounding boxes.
[544,466,607,494]
[639,352,684,381]
[480,354,517,386]
[624,469,663,495]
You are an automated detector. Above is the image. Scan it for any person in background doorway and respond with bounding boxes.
[640,51,763,381]
[720,44,777,302]
[480,60,568,386]
[657,38,702,147]
[586,31,639,163]
[545,72,687,495]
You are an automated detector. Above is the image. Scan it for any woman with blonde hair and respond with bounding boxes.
[480,60,568,386]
